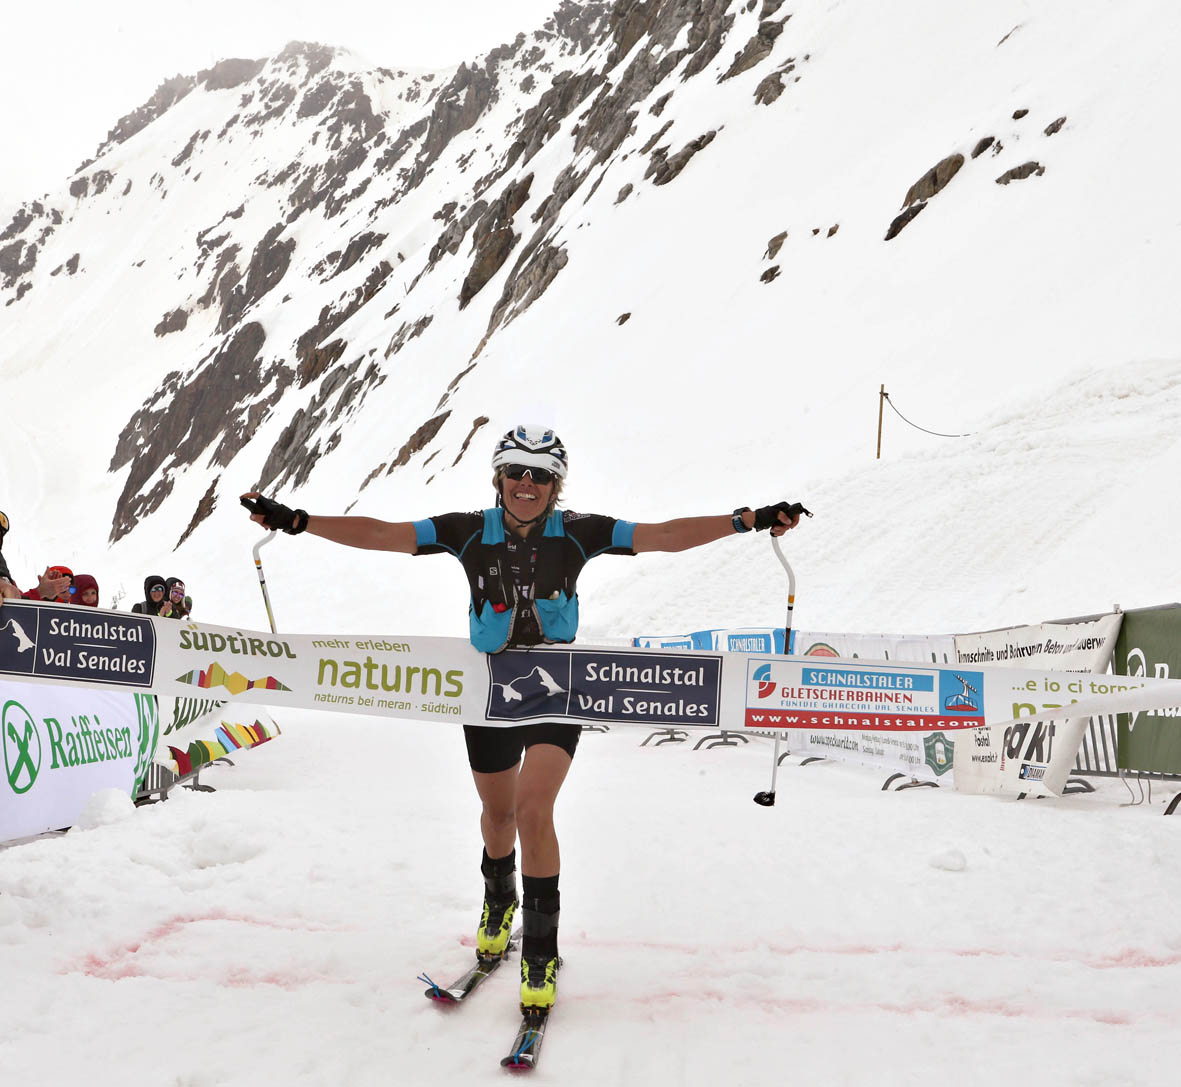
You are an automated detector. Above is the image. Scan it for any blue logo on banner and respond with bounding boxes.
[487,649,722,726]
[0,602,155,687]
[800,666,935,692]
[939,669,983,714]
[720,629,787,654]
[633,636,694,650]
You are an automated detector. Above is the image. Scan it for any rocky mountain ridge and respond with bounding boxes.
[0,0,1089,553]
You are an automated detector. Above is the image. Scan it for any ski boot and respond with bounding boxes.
[520,952,559,1013]
[476,894,518,960]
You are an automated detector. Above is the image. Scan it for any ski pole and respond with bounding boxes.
[252,531,279,634]
[753,534,796,807]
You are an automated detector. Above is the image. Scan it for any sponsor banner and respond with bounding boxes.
[952,713,1085,798]
[793,630,957,663]
[1114,605,1181,774]
[710,628,788,655]
[1,602,484,723]
[159,703,281,778]
[953,670,1181,796]
[3,601,1180,798]
[487,648,722,727]
[159,694,227,740]
[0,601,155,686]
[1,679,153,842]
[632,633,697,650]
[634,629,792,653]
[953,613,1121,672]
[634,629,720,651]
[747,640,961,784]
[742,657,1181,796]
[780,630,956,783]
[745,660,986,731]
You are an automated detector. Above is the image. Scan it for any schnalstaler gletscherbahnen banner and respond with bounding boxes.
[2,600,1179,797]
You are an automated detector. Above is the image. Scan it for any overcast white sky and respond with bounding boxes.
[1,0,561,211]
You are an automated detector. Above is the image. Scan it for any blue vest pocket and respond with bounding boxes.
[535,592,579,644]
[470,601,514,654]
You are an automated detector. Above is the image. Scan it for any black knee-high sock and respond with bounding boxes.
[482,848,517,905]
[521,874,560,961]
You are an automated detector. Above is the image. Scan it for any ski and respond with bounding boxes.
[419,931,520,1005]
[500,1010,549,1071]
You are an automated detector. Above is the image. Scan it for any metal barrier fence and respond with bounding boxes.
[1075,714,1120,775]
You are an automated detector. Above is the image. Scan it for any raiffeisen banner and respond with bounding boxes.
[3,601,1181,797]
[0,679,157,842]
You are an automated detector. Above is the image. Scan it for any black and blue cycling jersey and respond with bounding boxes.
[413,507,636,653]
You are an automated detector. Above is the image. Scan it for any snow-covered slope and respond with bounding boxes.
[1,0,1179,639]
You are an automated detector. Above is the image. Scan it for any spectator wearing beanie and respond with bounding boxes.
[161,577,191,620]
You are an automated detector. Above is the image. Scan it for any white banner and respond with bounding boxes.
[3,601,1180,798]
[950,614,1122,795]
[794,629,958,664]
[953,614,1122,673]
[771,629,959,784]
[1,679,156,842]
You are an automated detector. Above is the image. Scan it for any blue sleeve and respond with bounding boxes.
[413,519,437,548]
[612,520,636,551]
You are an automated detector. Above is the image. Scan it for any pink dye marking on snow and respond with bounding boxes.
[582,989,1152,1026]
[64,910,349,982]
[567,934,1181,970]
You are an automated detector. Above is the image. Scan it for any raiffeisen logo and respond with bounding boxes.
[3,699,41,794]
[753,663,777,699]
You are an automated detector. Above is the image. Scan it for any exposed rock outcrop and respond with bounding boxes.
[109,322,290,541]
[646,130,717,186]
[884,202,926,241]
[217,224,295,333]
[720,17,789,81]
[996,161,1045,184]
[902,154,964,207]
[388,411,453,472]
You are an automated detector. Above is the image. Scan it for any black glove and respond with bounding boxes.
[753,501,812,531]
[240,494,308,535]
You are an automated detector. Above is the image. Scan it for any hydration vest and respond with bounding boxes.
[465,508,581,654]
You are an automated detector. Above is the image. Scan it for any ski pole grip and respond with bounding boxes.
[252,531,277,565]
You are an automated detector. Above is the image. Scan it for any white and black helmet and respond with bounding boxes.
[491,424,569,479]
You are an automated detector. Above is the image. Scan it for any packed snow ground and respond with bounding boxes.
[1,714,1178,1085]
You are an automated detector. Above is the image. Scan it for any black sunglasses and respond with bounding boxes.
[503,465,556,485]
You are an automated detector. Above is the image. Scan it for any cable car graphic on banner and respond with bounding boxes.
[943,673,981,713]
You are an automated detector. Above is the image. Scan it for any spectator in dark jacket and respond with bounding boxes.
[131,575,167,615]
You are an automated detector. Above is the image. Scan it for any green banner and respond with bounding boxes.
[1115,605,1181,773]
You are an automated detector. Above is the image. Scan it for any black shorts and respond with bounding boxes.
[463,722,582,775]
